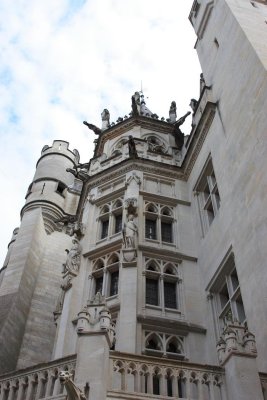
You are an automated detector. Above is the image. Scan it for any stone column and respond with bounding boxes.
[74,299,114,400]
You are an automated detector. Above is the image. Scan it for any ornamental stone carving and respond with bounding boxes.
[59,371,86,400]
[216,319,257,366]
[122,214,138,249]
[63,237,82,275]
[76,301,116,348]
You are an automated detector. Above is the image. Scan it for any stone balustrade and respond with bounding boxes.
[0,355,76,400]
[109,352,227,400]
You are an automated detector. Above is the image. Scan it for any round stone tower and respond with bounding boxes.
[22,140,80,233]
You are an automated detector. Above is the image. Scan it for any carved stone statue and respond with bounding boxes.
[101,109,110,130]
[83,121,102,135]
[122,214,138,249]
[63,238,82,274]
[190,98,198,112]
[123,135,147,159]
[169,101,177,123]
[59,371,86,400]
[200,72,205,93]
[173,111,191,150]
[131,92,141,116]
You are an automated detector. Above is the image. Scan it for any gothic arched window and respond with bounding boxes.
[144,202,174,244]
[144,259,181,311]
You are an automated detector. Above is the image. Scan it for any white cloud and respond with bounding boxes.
[0,0,201,264]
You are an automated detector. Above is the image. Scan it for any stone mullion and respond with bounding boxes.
[198,375,204,400]
[6,382,14,400]
[52,374,61,396]
[133,371,139,393]
[159,275,164,312]
[35,373,46,399]
[87,274,93,302]
[103,269,108,297]
[120,369,126,391]
[0,383,8,400]
[25,376,34,400]
[160,370,167,396]
[209,379,216,400]
[16,379,27,400]
[44,371,54,398]
[172,372,178,398]
[185,372,191,398]
[147,366,153,394]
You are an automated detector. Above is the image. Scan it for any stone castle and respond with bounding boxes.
[1,0,267,399]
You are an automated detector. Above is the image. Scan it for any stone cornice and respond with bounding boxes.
[95,116,174,157]
[183,101,216,179]
[140,191,191,207]
[139,244,197,263]
[137,314,206,335]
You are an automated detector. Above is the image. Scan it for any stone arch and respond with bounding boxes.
[146,259,160,272]
[166,336,184,354]
[163,263,177,275]
[145,202,158,213]
[93,258,105,271]
[100,204,110,214]
[107,252,120,265]
[161,205,173,216]
[145,332,163,351]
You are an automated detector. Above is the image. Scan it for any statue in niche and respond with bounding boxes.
[172,111,191,150]
[123,135,147,159]
[147,136,166,154]
[63,237,82,274]
[123,214,138,249]
[169,101,177,123]
[101,109,110,130]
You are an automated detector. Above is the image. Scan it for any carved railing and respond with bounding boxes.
[109,352,227,400]
[0,355,76,400]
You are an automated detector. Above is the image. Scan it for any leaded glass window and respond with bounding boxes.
[161,222,172,243]
[164,281,177,309]
[146,278,158,305]
[110,271,119,296]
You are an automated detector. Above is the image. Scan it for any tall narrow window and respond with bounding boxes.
[95,276,103,295]
[194,157,220,235]
[101,220,109,239]
[110,271,119,296]
[161,222,172,243]
[114,214,122,233]
[145,219,157,240]
[146,279,158,306]
[144,202,174,245]
[208,252,246,334]
[164,281,177,309]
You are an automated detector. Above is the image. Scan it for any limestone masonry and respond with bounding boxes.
[1,1,267,399]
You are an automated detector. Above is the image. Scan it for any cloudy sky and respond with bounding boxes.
[0,0,201,265]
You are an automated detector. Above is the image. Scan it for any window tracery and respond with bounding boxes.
[144,202,175,244]
[91,252,120,299]
[144,258,182,312]
[98,198,123,240]
[144,331,185,359]
[145,135,168,154]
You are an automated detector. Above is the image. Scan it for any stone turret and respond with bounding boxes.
[22,140,80,233]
